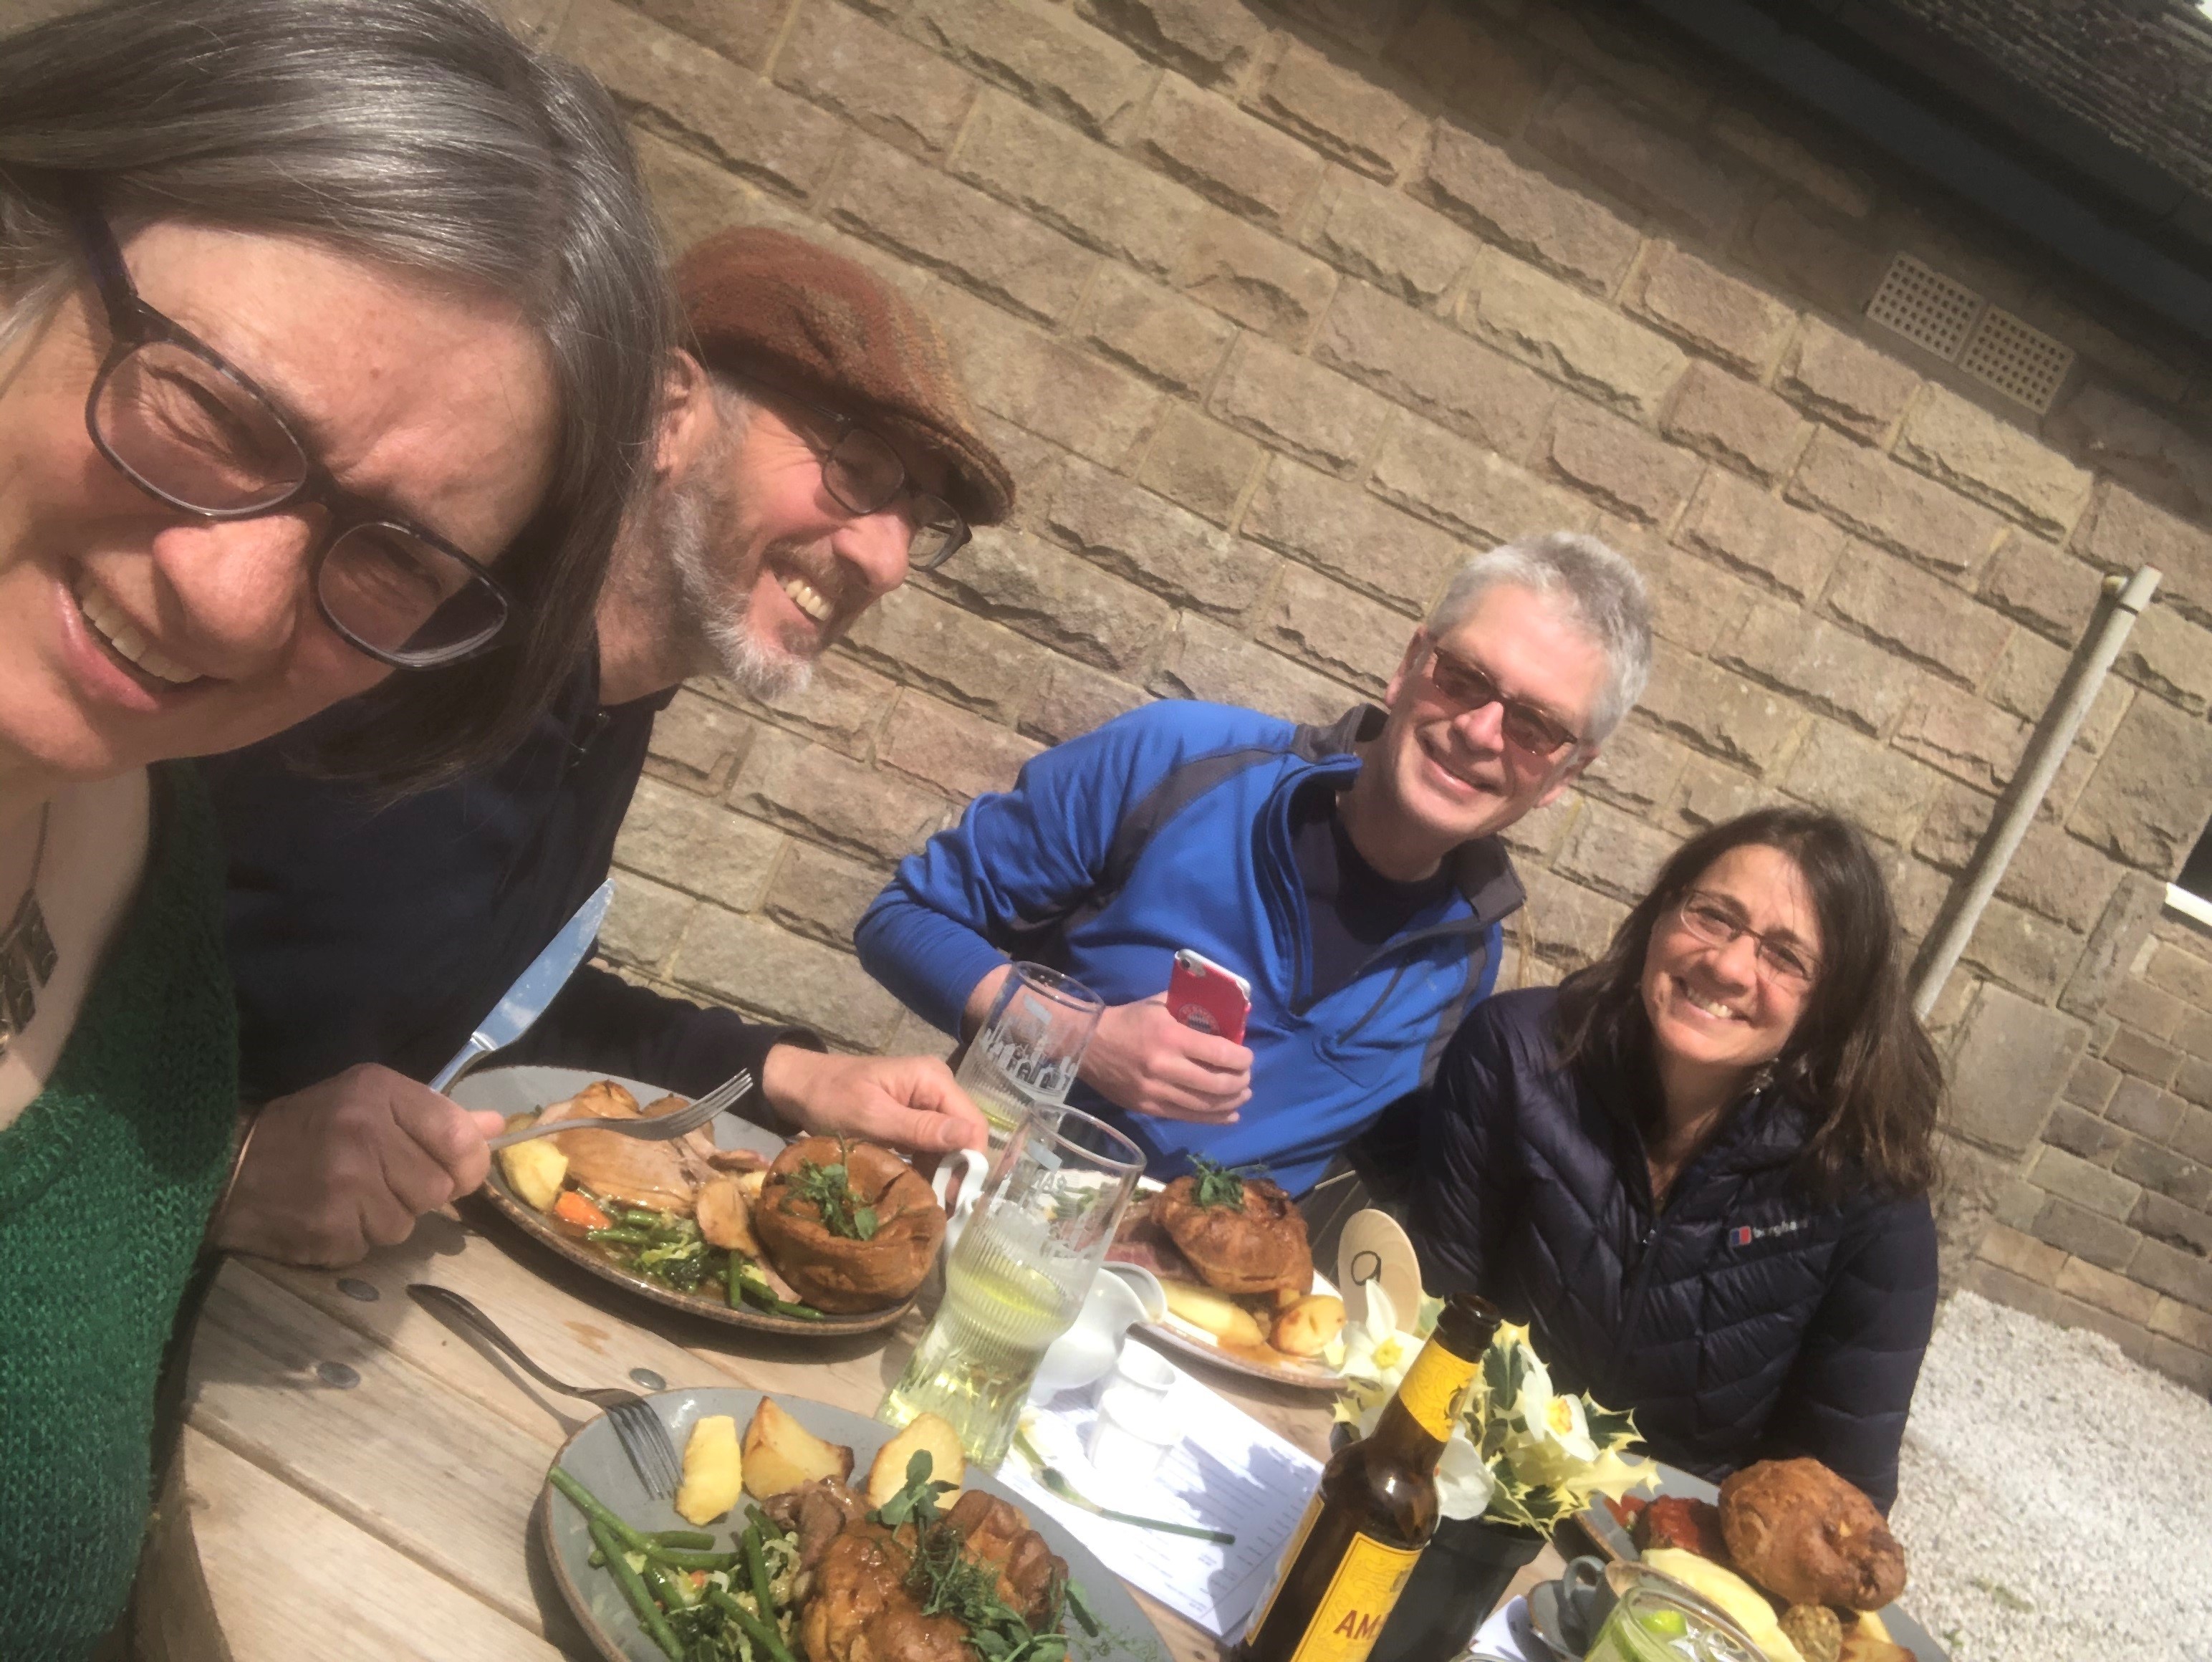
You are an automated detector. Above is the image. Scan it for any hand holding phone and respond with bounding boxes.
[1166,948,1252,1046]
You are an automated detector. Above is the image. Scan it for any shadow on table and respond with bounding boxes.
[1185,1437,1317,1615]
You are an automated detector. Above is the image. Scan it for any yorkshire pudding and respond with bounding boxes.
[1153,1173,1312,1297]
[754,1138,945,1313]
[1718,1459,1907,1612]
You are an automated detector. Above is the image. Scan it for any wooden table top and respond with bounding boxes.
[139,1206,1386,1661]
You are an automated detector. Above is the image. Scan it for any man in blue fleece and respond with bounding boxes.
[855,532,1653,1193]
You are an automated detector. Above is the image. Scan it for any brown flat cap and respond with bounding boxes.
[674,228,1014,527]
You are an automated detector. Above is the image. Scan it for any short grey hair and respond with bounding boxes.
[0,0,670,791]
[1423,532,1653,745]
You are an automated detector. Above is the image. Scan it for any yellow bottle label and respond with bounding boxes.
[1282,1529,1423,1662]
[1395,1337,1478,1442]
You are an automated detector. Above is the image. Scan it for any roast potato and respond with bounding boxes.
[865,1413,966,1510]
[674,1415,744,1526]
[741,1397,855,1500]
[695,1171,761,1254]
[754,1138,946,1313]
[497,1133,568,1214]
[1163,1280,1268,1347]
[1270,1293,1346,1358]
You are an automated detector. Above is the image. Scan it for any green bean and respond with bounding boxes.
[589,1518,683,1661]
[648,1529,717,1550]
[706,1587,799,1662]
[550,1468,651,1554]
[728,1251,748,1310]
[645,1546,742,1572]
[1066,1580,1102,1638]
[645,1558,699,1612]
[736,1274,827,1321]
[586,1226,657,1246]
[742,1522,776,1620]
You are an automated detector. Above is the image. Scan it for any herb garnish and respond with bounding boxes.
[788,1146,878,1241]
[870,1452,1072,1662]
[1189,1155,1258,1211]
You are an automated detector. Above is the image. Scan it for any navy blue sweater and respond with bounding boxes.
[1404,988,1936,1511]
[203,658,812,1105]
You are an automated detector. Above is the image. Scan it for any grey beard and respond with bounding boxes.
[654,469,813,703]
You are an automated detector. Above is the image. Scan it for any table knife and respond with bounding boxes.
[428,880,614,1092]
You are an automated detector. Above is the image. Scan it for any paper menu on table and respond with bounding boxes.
[999,1364,1324,1641]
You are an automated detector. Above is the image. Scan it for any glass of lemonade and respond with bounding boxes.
[953,963,1104,1144]
[1582,1580,1768,1662]
[880,1103,1144,1466]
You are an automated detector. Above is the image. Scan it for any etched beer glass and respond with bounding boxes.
[952,962,1104,1144]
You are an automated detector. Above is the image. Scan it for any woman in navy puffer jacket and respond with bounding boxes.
[1406,808,1940,1511]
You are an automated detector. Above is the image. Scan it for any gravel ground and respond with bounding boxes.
[1891,1291,2212,1662]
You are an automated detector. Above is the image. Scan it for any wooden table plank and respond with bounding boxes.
[191,1265,567,1635]
[151,1428,564,1662]
[251,1217,749,1438]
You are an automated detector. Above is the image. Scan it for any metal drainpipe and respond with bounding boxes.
[1910,566,2163,1020]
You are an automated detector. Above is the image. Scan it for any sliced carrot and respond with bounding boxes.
[688,1571,708,1591]
[552,1190,612,1231]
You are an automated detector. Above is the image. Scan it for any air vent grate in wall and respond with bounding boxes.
[1956,306,2075,415]
[1865,253,1985,361]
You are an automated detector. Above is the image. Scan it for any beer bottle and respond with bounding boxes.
[1237,1292,1502,1662]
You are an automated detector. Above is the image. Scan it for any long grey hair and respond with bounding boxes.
[0,0,670,789]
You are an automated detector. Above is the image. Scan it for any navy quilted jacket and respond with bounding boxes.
[1404,987,1936,1511]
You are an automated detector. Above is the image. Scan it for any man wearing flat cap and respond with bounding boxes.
[203,229,1011,1266]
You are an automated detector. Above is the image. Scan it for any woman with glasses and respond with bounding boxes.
[0,0,664,1650]
[1404,808,1941,1511]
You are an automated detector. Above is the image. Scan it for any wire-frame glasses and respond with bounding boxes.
[729,373,970,570]
[1673,890,1821,989]
[1423,640,1585,759]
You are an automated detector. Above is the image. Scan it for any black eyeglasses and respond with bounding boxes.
[1421,640,1584,759]
[1673,890,1821,989]
[730,373,969,570]
[67,198,514,669]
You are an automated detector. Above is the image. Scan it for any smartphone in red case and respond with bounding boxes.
[1166,948,1253,1044]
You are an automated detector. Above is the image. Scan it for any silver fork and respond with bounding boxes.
[486,1067,753,1151]
[405,1283,684,1497]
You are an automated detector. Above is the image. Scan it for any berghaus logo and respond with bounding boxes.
[1730,1218,1808,1247]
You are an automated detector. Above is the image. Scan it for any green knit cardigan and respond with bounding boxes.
[0,764,238,1658]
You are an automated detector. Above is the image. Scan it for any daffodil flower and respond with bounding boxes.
[1335,1283,1427,1436]
[1433,1428,1496,1522]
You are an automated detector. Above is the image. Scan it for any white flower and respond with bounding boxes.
[1334,1284,1425,1438]
[1434,1430,1497,1522]
[1493,1328,1553,1429]
[1504,1389,1602,1488]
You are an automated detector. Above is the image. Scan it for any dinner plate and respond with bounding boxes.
[1577,1464,1949,1662]
[454,1065,918,1338]
[1117,1180,1345,1393]
[542,1388,1173,1662]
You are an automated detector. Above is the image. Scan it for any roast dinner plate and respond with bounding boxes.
[1574,1463,1948,1662]
[542,1388,1171,1662]
[1118,1178,1345,1393]
[454,1065,918,1338]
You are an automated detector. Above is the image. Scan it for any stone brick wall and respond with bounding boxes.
[12,0,2212,1380]
[508,0,2212,1387]
[1973,903,2212,1388]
